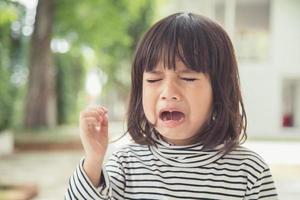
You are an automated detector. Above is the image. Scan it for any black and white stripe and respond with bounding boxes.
[65,137,278,200]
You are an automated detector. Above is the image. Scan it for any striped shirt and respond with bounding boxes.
[65,135,278,200]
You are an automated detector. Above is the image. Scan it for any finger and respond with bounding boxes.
[87,124,98,134]
[95,107,108,125]
[99,113,108,135]
[86,105,107,113]
[95,107,107,116]
[101,112,108,126]
[99,106,108,114]
[81,111,102,122]
[84,120,101,134]
[86,106,107,117]
[93,107,108,133]
[82,117,99,125]
[81,109,101,116]
[79,106,108,128]
[94,107,107,122]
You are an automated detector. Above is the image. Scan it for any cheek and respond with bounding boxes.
[190,89,213,122]
[142,86,156,123]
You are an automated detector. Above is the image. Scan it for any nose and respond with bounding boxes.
[160,80,181,101]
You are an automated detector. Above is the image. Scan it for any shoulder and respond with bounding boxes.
[220,145,274,189]
[105,142,154,174]
[108,142,151,162]
[225,146,278,197]
[222,145,270,173]
[113,142,149,154]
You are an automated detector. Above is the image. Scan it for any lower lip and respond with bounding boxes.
[160,118,185,128]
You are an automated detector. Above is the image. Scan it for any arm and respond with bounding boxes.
[65,158,110,200]
[65,152,126,200]
[65,106,110,199]
[244,167,278,200]
[83,157,104,188]
[79,106,109,187]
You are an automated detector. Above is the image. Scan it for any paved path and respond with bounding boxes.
[0,150,85,200]
[1,138,300,199]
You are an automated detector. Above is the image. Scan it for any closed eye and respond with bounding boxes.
[181,78,197,82]
[146,79,162,83]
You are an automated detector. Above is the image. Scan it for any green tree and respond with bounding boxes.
[53,0,155,123]
[15,0,155,128]
[24,0,56,128]
[0,0,25,131]
[56,50,85,124]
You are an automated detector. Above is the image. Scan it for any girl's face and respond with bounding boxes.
[142,60,213,145]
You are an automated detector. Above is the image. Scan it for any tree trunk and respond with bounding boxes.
[24,0,56,128]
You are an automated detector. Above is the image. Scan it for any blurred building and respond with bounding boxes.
[158,0,300,135]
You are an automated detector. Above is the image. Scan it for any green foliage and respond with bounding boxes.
[0,63,14,132]
[54,0,155,94]
[0,0,155,129]
[55,50,85,124]
[53,0,155,122]
[55,0,130,49]
[0,1,17,26]
[0,1,21,132]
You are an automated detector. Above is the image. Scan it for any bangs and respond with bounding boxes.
[142,13,212,73]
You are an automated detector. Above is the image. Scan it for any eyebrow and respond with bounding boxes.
[145,68,197,74]
[176,68,197,74]
[144,70,162,74]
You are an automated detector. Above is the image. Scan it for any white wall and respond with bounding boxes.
[271,0,300,75]
[239,64,281,135]
[271,0,300,133]
[240,0,300,135]
[295,81,300,127]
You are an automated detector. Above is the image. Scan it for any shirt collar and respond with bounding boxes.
[149,132,224,167]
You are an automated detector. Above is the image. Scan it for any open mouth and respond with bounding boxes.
[159,111,185,121]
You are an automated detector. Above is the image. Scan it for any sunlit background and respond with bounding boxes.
[0,0,299,199]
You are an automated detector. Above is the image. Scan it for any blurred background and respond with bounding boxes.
[0,0,299,199]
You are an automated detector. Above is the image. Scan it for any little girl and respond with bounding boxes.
[65,13,278,200]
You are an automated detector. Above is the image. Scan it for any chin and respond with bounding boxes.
[157,130,192,140]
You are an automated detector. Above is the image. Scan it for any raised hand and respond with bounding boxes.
[79,106,109,186]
